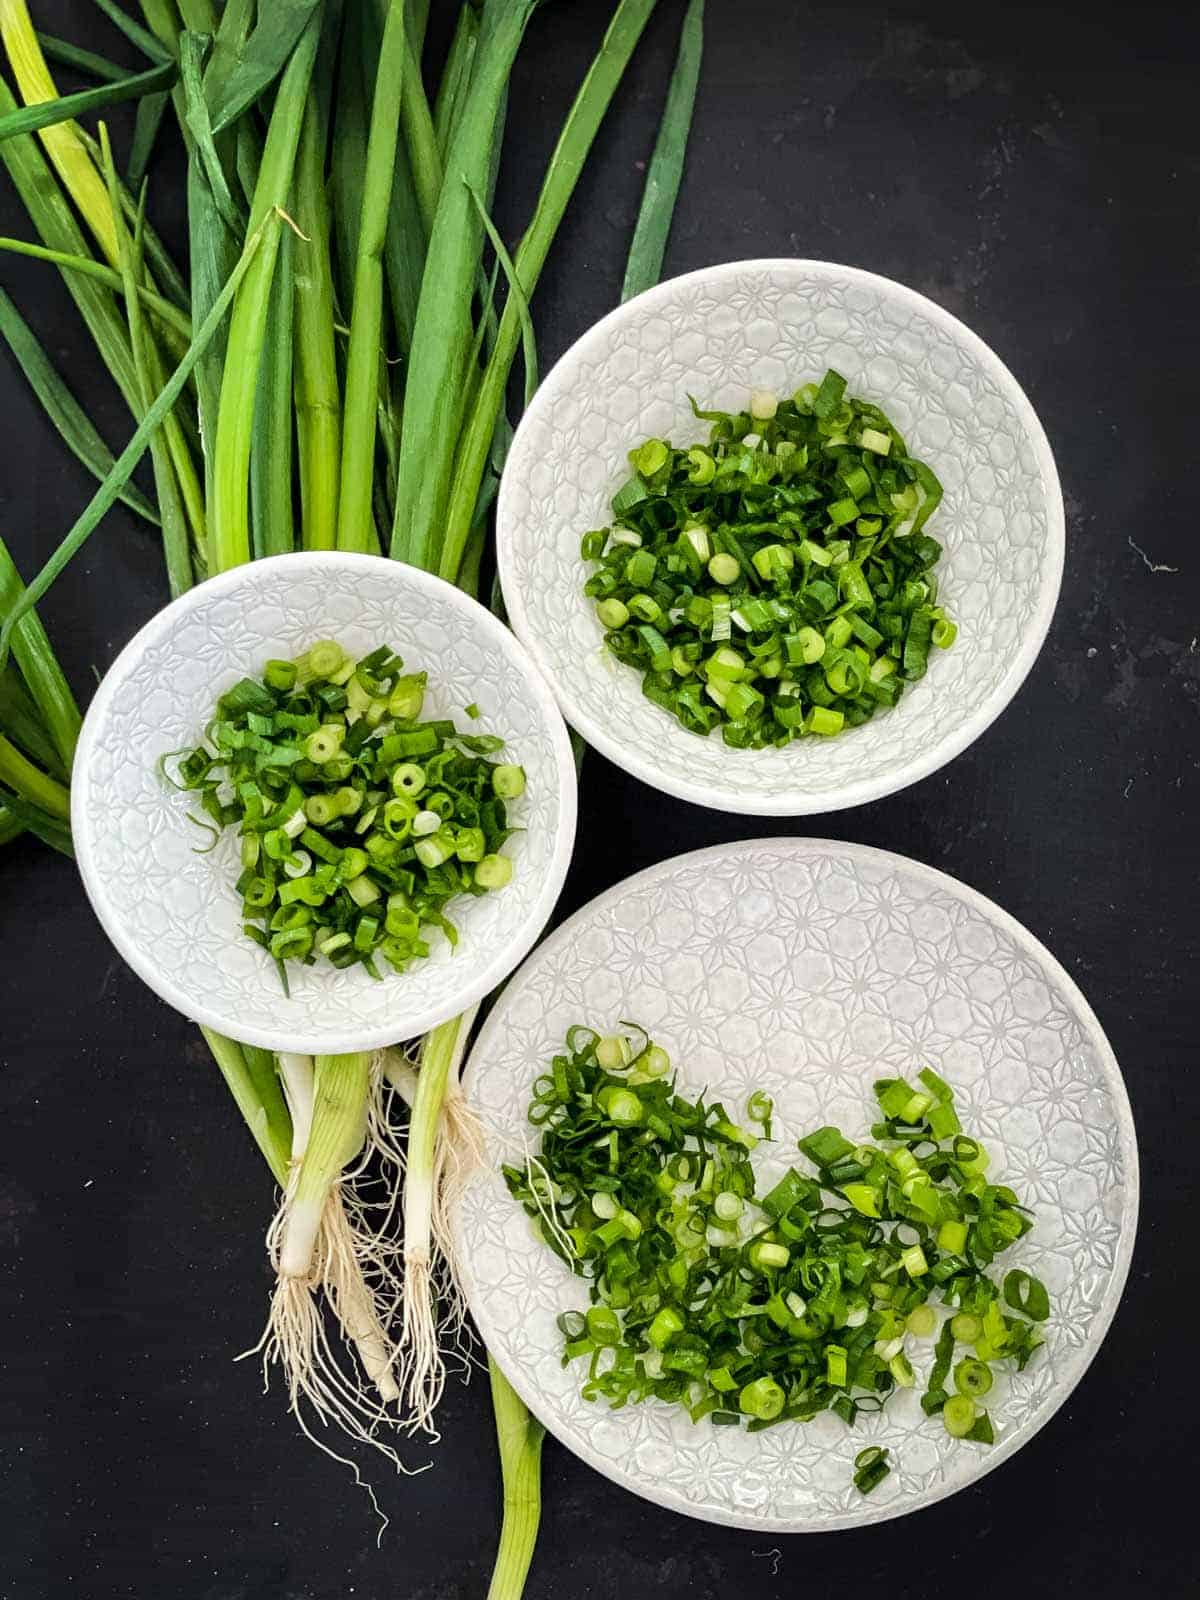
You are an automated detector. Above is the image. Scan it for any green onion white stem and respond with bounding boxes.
[276,1050,366,1280]
[380,1024,486,1373]
[396,1006,480,1432]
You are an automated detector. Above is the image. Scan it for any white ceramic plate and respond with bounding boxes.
[457,839,1137,1531]
[72,553,577,1053]
[498,258,1064,815]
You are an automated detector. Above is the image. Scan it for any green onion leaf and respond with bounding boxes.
[620,0,703,303]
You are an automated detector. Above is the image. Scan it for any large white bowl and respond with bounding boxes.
[71,553,577,1053]
[457,839,1138,1532]
[498,259,1064,815]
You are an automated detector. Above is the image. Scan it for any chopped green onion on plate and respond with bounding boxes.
[506,1027,1049,1483]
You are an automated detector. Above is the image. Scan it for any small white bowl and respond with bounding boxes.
[72,553,577,1053]
[498,258,1064,815]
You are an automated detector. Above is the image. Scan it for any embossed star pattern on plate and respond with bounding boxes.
[457,839,1137,1531]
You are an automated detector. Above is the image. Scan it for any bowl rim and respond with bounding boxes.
[497,256,1066,816]
[71,551,579,1052]
[458,835,1140,1532]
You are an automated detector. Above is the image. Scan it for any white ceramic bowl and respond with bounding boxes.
[498,259,1064,815]
[457,839,1138,1531]
[72,553,577,1053]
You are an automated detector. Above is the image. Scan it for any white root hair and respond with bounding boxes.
[248,1051,426,1483]
[247,1022,490,1472]
[519,1147,576,1263]
[254,1189,410,1483]
[429,1073,487,1375]
[375,1009,486,1435]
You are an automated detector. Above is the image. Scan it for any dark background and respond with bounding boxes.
[2,1,1197,1596]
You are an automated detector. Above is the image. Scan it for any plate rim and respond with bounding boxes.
[71,550,579,1053]
[497,256,1066,816]
[459,836,1139,1532]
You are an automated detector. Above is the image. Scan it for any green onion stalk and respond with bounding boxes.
[392,1008,481,1434]
[0,0,705,1588]
[379,1011,487,1394]
[194,7,410,1442]
[436,0,662,585]
[384,0,688,1446]
[487,1362,545,1600]
[335,0,408,555]
[482,14,702,1593]
[0,4,409,1446]
[0,532,80,855]
[1,0,205,560]
[209,11,320,574]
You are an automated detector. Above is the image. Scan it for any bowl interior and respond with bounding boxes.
[498,259,1063,814]
[72,554,575,1052]
[458,839,1137,1531]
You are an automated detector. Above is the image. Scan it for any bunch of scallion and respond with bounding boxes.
[0,0,703,1585]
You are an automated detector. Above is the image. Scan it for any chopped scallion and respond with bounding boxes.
[507,1038,1049,1457]
[164,642,523,981]
[582,375,952,746]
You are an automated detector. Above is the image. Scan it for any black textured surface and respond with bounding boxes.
[2,3,1197,1597]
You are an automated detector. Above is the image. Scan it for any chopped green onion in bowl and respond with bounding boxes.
[164,640,523,983]
[580,374,954,748]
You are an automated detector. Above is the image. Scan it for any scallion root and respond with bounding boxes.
[321,1186,401,1406]
[387,1007,480,1435]
[429,1071,486,1371]
[254,1051,415,1460]
[259,1189,404,1465]
[376,1031,484,1379]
